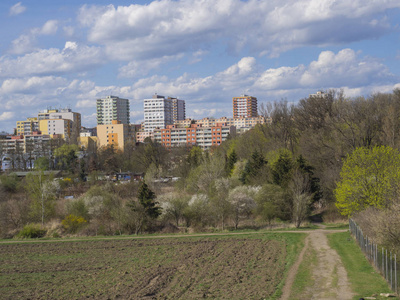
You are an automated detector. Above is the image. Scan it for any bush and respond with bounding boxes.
[61,214,87,234]
[17,224,46,238]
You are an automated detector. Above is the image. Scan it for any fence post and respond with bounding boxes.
[394,254,397,294]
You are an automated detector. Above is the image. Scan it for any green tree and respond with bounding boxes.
[54,144,80,173]
[136,181,161,219]
[335,146,400,217]
[271,150,293,188]
[25,172,60,225]
[225,150,237,177]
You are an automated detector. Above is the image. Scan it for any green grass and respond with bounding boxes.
[270,233,307,299]
[327,232,397,300]
[289,245,318,299]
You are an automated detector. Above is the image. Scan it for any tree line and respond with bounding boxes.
[1,89,400,240]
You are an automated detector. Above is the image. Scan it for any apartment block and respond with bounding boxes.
[154,123,235,150]
[233,95,258,118]
[97,120,130,150]
[16,117,39,135]
[97,95,130,125]
[143,94,185,132]
[39,119,73,139]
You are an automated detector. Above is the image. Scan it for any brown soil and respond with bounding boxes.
[0,236,288,299]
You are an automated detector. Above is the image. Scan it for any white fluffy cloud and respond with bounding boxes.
[1,42,104,77]
[78,0,400,59]
[9,20,58,54]
[9,2,26,16]
[0,48,398,130]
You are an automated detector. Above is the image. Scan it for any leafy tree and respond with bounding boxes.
[335,146,400,217]
[34,157,50,171]
[255,184,285,225]
[54,144,80,173]
[25,172,60,225]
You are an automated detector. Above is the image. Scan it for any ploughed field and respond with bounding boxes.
[0,234,299,299]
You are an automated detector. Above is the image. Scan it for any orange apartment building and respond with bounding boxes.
[155,123,235,150]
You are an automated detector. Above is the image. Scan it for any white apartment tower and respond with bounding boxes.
[97,96,130,125]
[144,94,185,132]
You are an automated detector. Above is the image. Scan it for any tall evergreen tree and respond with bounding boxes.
[137,181,161,219]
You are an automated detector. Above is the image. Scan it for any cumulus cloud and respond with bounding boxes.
[0,48,399,130]
[78,0,400,59]
[118,54,184,78]
[1,42,105,77]
[9,2,26,16]
[9,20,58,54]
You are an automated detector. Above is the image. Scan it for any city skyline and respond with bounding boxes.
[1,0,400,133]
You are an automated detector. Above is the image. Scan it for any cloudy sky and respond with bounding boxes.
[1,0,400,133]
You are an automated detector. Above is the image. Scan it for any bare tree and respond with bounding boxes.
[290,170,312,228]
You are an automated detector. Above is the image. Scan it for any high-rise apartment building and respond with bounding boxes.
[97,96,130,125]
[143,94,185,132]
[233,95,258,118]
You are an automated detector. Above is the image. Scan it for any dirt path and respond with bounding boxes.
[281,229,354,300]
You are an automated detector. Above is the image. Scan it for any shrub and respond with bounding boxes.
[17,224,46,238]
[61,214,87,233]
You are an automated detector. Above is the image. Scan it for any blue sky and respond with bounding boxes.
[1,0,400,133]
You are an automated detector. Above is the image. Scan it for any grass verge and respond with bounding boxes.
[288,243,318,299]
[327,232,397,300]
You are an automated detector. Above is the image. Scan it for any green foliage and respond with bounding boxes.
[54,144,80,173]
[335,145,400,216]
[0,174,19,193]
[187,146,203,168]
[61,214,87,233]
[34,157,50,171]
[25,172,59,224]
[240,150,267,184]
[136,181,161,219]
[66,198,90,221]
[17,224,46,238]
[225,150,237,177]
[272,150,293,188]
[295,155,322,203]
[255,184,285,224]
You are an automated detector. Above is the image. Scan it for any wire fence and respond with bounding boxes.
[349,218,398,294]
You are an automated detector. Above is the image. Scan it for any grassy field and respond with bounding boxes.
[328,232,397,300]
[0,232,305,299]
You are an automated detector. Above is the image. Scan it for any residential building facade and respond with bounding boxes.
[97,95,130,125]
[233,95,258,118]
[154,123,236,150]
[143,94,185,132]
[97,120,130,150]
[16,117,39,135]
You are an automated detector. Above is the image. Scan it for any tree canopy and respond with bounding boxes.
[335,145,400,217]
